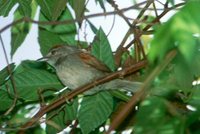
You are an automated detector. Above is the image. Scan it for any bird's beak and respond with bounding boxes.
[36,56,48,62]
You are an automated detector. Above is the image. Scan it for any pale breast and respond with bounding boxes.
[56,56,104,89]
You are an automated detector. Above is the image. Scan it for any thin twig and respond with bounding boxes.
[106,14,116,37]
[0,35,18,115]
[153,2,159,18]
[18,60,147,133]
[0,2,147,34]
[125,2,185,49]
[115,1,185,66]
[114,0,154,67]
[108,0,133,28]
[155,0,165,6]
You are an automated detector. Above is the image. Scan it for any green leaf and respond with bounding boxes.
[167,0,175,6]
[191,42,200,76]
[0,63,15,86]
[0,0,16,17]
[39,7,76,45]
[186,109,200,125]
[0,90,14,111]
[46,98,78,133]
[135,96,184,134]
[173,61,193,92]
[91,27,116,71]
[167,40,200,93]
[95,0,106,12]
[18,0,32,17]
[38,29,66,55]
[87,20,98,34]
[149,1,200,64]
[11,10,29,57]
[8,105,36,125]
[69,0,86,25]
[36,0,67,21]
[78,92,113,134]
[189,86,200,109]
[1,60,63,101]
[11,0,37,57]
[148,1,200,96]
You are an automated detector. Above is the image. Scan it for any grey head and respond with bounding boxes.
[40,45,80,67]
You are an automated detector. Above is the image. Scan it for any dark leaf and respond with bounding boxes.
[87,20,98,34]
[38,29,66,55]
[78,92,113,134]
[95,0,106,12]
[91,27,116,71]
[36,0,67,21]
[135,97,184,134]
[39,7,76,45]
[0,90,14,111]
[69,0,86,26]
[1,60,63,101]
[18,0,32,17]
[11,1,37,57]
[46,98,78,133]
[0,0,16,17]
[0,63,15,86]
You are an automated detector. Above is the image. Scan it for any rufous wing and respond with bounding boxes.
[79,52,111,73]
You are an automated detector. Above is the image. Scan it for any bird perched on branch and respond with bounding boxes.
[38,45,142,95]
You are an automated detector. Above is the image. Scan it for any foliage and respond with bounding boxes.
[0,0,200,134]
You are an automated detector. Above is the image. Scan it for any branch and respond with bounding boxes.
[106,50,177,133]
[114,0,154,67]
[114,2,185,66]
[108,0,133,28]
[18,60,147,133]
[0,1,147,34]
[0,35,18,115]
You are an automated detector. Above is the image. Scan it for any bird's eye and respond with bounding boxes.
[51,50,57,55]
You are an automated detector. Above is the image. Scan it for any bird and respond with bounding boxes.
[38,45,142,95]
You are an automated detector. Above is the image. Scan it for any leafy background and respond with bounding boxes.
[1,0,200,134]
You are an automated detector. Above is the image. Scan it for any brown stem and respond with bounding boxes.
[0,35,18,115]
[115,2,185,66]
[114,0,154,67]
[18,60,147,133]
[106,50,177,134]
[0,2,147,34]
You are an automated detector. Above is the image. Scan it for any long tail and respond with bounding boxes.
[103,79,142,92]
[83,79,142,95]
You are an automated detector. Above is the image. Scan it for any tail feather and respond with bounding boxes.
[103,79,142,92]
[84,79,142,95]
